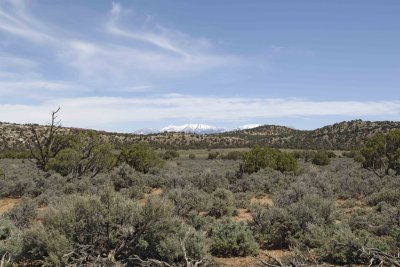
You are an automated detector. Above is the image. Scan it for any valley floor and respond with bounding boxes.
[0,152,399,266]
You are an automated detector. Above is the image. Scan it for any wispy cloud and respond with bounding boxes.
[0,0,239,86]
[106,2,212,57]
[1,95,399,130]
[0,0,55,43]
[59,2,239,79]
[0,53,37,68]
[0,80,73,91]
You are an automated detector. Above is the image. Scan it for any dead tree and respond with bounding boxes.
[256,251,306,267]
[29,107,67,170]
[180,230,207,267]
[0,252,11,267]
[360,247,400,267]
[130,255,173,267]
[121,229,208,267]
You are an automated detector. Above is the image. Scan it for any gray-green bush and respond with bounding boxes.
[210,218,258,257]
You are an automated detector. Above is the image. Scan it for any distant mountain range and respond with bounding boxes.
[1,120,400,151]
[133,123,262,135]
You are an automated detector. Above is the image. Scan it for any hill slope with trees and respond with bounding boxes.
[1,119,400,151]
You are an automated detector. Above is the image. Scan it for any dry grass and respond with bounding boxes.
[137,188,163,206]
[232,195,274,223]
[177,147,250,159]
[213,255,258,267]
[214,249,293,267]
[0,197,20,215]
[250,195,274,206]
[232,208,253,223]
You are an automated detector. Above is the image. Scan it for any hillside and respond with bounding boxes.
[1,119,400,151]
[223,120,400,150]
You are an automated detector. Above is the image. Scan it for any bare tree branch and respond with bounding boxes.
[129,255,173,267]
[29,107,68,170]
[180,229,206,267]
[360,247,400,267]
[0,252,11,267]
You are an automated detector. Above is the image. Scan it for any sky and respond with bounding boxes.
[0,0,399,132]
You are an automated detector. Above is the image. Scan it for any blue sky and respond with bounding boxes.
[0,0,399,132]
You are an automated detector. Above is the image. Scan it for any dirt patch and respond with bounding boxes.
[231,195,273,223]
[214,250,292,267]
[137,188,163,206]
[335,198,363,208]
[0,198,20,215]
[232,208,252,223]
[250,195,273,206]
[334,198,372,216]
[213,256,257,267]
[148,188,163,196]
[263,249,292,260]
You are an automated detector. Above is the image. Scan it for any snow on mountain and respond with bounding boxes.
[133,123,263,135]
[236,124,262,130]
[160,124,226,134]
[133,128,160,135]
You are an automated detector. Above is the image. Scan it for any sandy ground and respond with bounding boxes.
[137,188,164,206]
[0,197,20,215]
[233,195,273,223]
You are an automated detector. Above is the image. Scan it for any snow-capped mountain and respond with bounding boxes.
[160,124,226,134]
[133,128,160,135]
[133,123,262,135]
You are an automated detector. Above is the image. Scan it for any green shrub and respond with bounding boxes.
[354,153,365,163]
[291,150,314,162]
[311,151,330,166]
[316,226,363,265]
[342,150,357,158]
[0,150,31,159]
[208,189,235,218]
[275,152,299,173]
[274,175,334,208]
[242,146,298,174]
[119,143,162,173]
[359,130,400,176]
[18,188,205,265]
[40,192,208,265]
[19,227,71,266]
[47,131,116,178]
[292,223,335,250]
[234,193,251,209]
[119,197,209,263]
[392,228,400,248]
[291,150,302,159]
[242,147,277,174]
[162,150,180,160]
[288,194,334,230]
[0,217,23,261]
[373,202,400,236]
[188,153,196,159]
[367,188,400,206]
[210,218,258,257]
[40,186,139,254]
[185,211,213,231]
[326,151,337,158]
[105,163,163,199]
[167,187,210,217]
[7,198,37,229]
[250,205,298,249]
[207,152,220,160]
[190,172,229,193]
